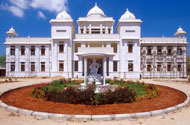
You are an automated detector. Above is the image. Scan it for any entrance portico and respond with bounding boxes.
[77,53,114,85]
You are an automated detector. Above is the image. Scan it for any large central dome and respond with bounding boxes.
[87,3,106,18]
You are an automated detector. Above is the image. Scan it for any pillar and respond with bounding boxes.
[78,56,82,77]
[103,56,107,85]
[84,57,87,85]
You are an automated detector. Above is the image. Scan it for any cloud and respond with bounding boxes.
[31,0,68,13]
[0,0,68,18]
[9,0,29,9]
[1,4,24,18]
[38,11,46,19]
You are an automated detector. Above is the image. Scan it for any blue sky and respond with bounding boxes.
[0,0,190,55]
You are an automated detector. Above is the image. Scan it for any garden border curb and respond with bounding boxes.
[0,86,190,121]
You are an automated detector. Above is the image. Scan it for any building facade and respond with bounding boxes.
[4,4,187,78]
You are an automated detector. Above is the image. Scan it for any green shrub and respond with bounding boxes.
[105,78,112,83]
[97,87,136,105]
[44,85,96,105]
[144,84,159,99]
[31,88,45,98]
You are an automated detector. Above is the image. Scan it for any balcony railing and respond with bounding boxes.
[74,34,119,41]
[77,47,114,54]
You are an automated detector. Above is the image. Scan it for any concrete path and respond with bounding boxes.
[0,78,190,125]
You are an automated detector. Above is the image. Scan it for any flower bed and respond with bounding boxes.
[31,79,159,105]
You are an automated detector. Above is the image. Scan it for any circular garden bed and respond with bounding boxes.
[0,79,187,115]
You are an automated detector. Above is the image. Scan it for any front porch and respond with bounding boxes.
[75,53,115,85]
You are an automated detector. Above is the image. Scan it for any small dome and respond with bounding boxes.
[6,27,17,37]
[87,3,105,17]
[175,27,186,36]
[7,27,16,34]
[56,10,72,20]
[120,9,136,20]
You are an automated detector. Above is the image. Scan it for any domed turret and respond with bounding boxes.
[6,27,17,38]
[175,27,186,37]
[120,9,136,20]
[87,3,106,18]
[56,10,72,20]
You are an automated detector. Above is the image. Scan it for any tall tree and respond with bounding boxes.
[0,56,6,67]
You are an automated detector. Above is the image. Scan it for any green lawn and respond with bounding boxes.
[110,82,147,97]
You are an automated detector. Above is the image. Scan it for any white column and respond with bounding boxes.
[15,45,19,72]
[100,24,103,34]
[84,57,87,85]
[109,56,113,73]
[84,26,86,34]
[89,24,92,34]
[78,25,81,34]
[78,56,82,77]
[103,56,107,85]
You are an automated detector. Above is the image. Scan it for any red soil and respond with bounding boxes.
[0,84,187,115]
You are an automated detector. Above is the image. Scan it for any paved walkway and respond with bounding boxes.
[0,78,190,125]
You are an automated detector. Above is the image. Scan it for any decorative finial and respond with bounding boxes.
[127,8,129,11]
[95,2,97,6]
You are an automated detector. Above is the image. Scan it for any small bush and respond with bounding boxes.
[144,84,159,99]
[44,85,96,105]
[105,78,111,83]
[97,87,136,105]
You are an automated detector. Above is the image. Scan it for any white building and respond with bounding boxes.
[4,4,188,79]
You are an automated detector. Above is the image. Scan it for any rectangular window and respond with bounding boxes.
[177,47,182,55]
[102,29,105,34]
[56,30,66,32]
[91,28,100,34]
[157,63,161,72]
[59,61,64,71]
[107,58,109,76]
[21,62,25,72]
[167,46,172,55]
[41,62,45,72]
[108,28,111,34]
[75,43,81,53]
[21,46,25,56]
[41,46,45,56]
[31,62,35,72]
[11,62,15,72]
[59,42,64,53]
[125,30,135,32]
[113,61,117,72]
[157,46,162,55]
[80,28,84,34]
[111,43,117,53]
[31,46,35,56]
[147,64,151,72]
[10,46,15,56]
[86,29,89,34]
[147,46,152,55]
[74,61,78,71]
[128,61,134,72]
[167,63,171,72]
[177,63,181,71]
[128,44,133,53]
